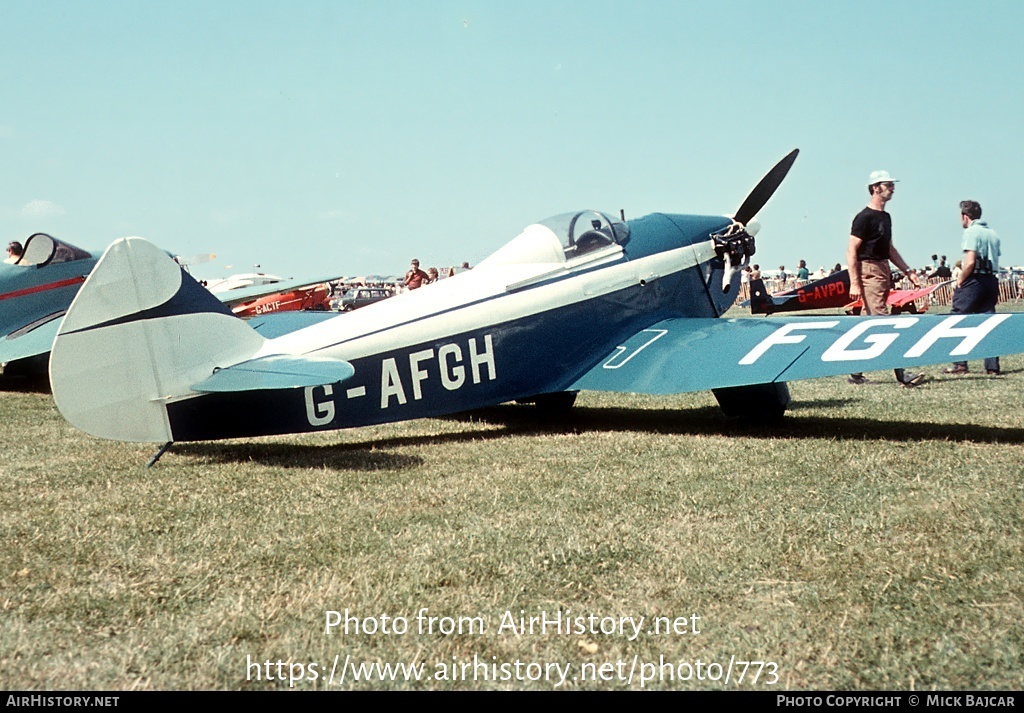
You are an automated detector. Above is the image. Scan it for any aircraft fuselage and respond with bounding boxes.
[163,213,736,440]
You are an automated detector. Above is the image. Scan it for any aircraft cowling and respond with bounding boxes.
[622,212,735,319]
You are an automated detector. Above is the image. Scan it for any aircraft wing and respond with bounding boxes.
[246,310,340,339]
[212,274,343,307]
[570,314,1024,394]
[0,312,64,365]
[892,280,952,306]
[846,280,952,312]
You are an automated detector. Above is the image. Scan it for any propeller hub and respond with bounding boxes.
[713,221,756,264]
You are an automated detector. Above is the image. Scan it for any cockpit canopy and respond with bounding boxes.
[537,211,630,259]
[15,233,92,267]
[480,210,629,267]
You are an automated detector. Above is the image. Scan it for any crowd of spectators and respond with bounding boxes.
[327,259,473,311]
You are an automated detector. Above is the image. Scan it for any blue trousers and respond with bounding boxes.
[951,274,1000,373]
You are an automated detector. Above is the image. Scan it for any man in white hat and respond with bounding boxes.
[846,170,924,387]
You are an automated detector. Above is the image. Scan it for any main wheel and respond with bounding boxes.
[712,382,790,421]
[515,391,578,418]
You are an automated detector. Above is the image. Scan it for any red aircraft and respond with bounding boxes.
[229,283,332,317]
[746,269,950,315]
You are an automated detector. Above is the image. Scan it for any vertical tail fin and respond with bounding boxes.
[50,238,266,442]
[747,277,775,314]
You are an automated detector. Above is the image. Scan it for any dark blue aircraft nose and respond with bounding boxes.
[623,213,734,261]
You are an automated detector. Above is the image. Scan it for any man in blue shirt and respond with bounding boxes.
[945,200,1002,375]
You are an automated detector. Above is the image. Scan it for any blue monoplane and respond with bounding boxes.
[0,232,96,376]
[47,150,1024,454]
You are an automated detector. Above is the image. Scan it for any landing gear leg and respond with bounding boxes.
[712,382,790,421]
[516,391,579,419]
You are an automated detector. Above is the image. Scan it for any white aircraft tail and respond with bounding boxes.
[50,238,267,442]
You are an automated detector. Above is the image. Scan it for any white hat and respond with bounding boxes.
[867,170,899,186]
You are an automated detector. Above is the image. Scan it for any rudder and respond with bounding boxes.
[50,238,266,442]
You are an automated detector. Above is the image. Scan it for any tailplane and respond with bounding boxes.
[50,238,267,442]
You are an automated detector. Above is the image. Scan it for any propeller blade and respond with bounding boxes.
[733,148,799,226]
[722,251,739,293]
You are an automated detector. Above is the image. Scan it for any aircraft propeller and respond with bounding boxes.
[714,148,800,292]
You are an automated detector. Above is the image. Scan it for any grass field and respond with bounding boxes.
[2,326,1023,690]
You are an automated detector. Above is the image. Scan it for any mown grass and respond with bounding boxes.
[1,347,1023,690]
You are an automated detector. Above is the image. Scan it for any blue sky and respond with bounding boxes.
[2,1,1022,279]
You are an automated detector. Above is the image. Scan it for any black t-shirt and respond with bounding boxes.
[851,207,892,261]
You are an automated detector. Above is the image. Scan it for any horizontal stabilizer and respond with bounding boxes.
[0,312,63,365]
[192,354,355,392]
